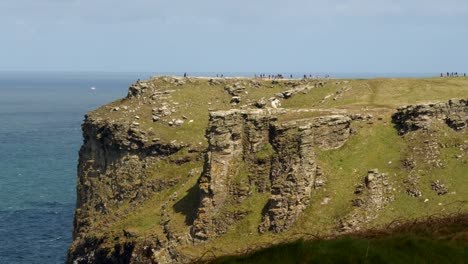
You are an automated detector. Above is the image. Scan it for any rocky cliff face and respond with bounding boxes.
[191,110,273,240]
[68,76,467,264]
[70,108,354,263]
[191,110,352,239]
[258,115,351,233]
[74,115,184,237]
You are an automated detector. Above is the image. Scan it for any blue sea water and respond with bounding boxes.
[0,71,440,263]
[0,72,153,264]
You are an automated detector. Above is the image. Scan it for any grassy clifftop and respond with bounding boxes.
[89,77,468,147]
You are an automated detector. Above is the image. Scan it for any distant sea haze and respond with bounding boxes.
[0,71,449,81]
[0,71,457,263]
[143,72,444,79]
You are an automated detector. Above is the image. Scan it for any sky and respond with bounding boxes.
[1,0,467,73]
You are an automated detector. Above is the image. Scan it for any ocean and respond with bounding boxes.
[0,71,439,263]
[0,72,152,263]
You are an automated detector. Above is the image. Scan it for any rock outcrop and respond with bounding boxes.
[340,169,394,232]
[431,180,449,195]
[258,122,317,233]
[392,99,467,133]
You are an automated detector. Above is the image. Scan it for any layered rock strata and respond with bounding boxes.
[259,116,351,233]
[74,116,184,237]
[393,99,467,133]
[191,110,352,239]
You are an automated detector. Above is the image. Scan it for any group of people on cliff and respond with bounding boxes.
[254,73,328,80]
[180,72,465,79]
[255,73,287,79]
[441,72,466,77]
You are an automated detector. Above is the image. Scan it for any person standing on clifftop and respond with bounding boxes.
[184,72,187,78]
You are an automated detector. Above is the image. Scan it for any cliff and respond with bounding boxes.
[68,76,467,263]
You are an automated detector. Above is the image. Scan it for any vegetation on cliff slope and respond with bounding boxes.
[69,76,467,263]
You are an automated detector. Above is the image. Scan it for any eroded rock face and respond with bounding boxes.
[258,122,316,233]
[392,99,467,133]
[191,110,353,239]
[70,109,353,262]
[259,116,351,233]
[309,115,352,150]
[68,234,188,264]
[69,114,198,264]
[191,110,273,240]
[74,116,184,237]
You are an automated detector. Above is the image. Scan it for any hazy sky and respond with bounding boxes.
[1,0,467,73]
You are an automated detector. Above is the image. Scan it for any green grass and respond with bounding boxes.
[211,214,468,264]
[213,234,467,264]
[88,154,204,239]
[255,143,275,163]
[283,78,468,109]
[288,119,406,232]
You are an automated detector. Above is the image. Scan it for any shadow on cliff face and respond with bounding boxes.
[173,183,200,225]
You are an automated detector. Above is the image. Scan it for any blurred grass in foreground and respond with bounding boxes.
[210,213,468,264]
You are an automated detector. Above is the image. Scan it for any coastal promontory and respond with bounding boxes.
[68,76,467,263]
